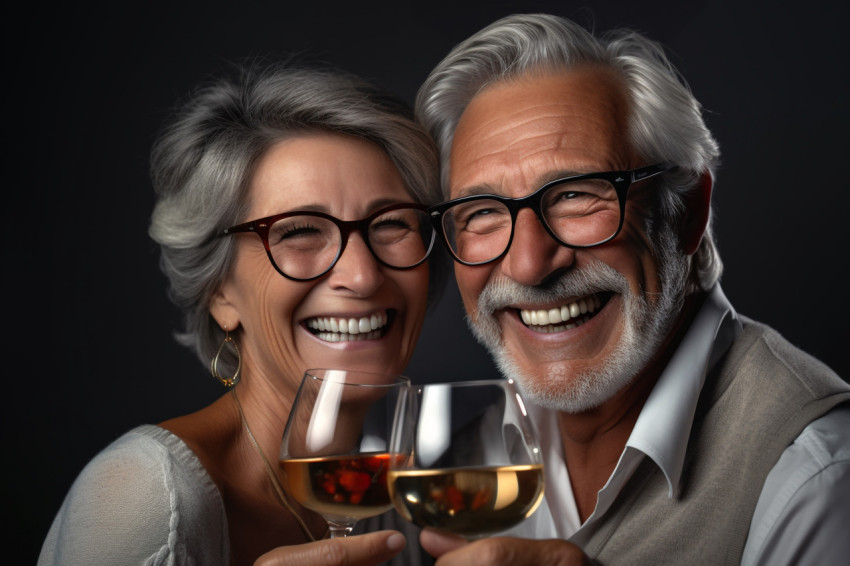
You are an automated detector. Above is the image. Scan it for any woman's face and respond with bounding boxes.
[212,133,429,396]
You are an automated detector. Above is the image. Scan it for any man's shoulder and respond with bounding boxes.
[732,315,847,395]
[695,315,849,467]
[743,404,850,566]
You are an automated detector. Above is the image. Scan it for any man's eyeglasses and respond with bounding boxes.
[221,203,436,281]
[427,164,671,266]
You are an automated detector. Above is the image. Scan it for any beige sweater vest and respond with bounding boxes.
[584,317,849,565]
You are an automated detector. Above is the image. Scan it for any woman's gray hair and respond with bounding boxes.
[149,61,444,373]
[416,13,723,292]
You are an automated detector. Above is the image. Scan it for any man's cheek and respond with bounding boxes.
[455,268,487,317]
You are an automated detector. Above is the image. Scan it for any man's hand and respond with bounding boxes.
[421,528,591,565]
[254,530,406,566]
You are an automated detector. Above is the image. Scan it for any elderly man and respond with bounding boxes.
[415,13,849,566]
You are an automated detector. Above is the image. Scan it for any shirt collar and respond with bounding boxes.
[625,284,741,496]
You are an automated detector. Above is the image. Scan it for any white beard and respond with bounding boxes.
[468,225,688,413]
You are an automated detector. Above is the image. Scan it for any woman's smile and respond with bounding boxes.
[303,309,393,342]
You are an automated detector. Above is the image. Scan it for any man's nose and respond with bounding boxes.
[499,208,576,286]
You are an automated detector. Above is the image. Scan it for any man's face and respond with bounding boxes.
[448,67,686,412]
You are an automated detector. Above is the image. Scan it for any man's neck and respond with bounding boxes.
[557,290,707,522]
[556,363,656,522]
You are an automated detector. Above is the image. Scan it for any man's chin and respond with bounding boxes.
[490,346,639,413]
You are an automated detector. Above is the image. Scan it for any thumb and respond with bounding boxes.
[420,528,469,558]
[255,530,406,566]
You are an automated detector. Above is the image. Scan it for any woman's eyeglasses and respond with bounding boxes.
[221,203,436,281]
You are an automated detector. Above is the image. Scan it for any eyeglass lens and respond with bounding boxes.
[441,177,620,264]
[268,207,432,279]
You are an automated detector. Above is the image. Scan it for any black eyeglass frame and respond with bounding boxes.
[427,163,672,266]
[221,202,436,281]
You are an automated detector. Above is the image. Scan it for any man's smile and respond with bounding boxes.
[516,292,609,333]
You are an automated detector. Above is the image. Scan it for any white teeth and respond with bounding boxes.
[315,330,383,342]
[530,317,585,333]
[520,294,603,327]
[306,311,389,341]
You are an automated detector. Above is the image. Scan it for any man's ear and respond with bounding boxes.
[209,288,241,331]
[680,171,713,256]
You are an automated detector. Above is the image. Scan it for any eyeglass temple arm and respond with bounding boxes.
[632,163,672,183]
[221,222,259,236]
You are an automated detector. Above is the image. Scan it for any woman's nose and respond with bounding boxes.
[326,232,385,296]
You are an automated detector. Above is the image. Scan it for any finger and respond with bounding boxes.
[254,530,406,566]
[419,528,469,557]
[429,537,588,566]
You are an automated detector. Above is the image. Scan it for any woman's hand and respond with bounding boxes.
[254,530,406,566]
[420,528,592,566]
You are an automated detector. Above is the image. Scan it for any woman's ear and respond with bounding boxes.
[680,171,713,256]
[209,288,241,331]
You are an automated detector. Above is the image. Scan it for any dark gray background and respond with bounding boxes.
[8,0,848,561]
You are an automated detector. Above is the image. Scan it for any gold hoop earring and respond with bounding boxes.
[210,329,241,388]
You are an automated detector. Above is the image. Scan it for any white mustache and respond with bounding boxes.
[476,260,629,318]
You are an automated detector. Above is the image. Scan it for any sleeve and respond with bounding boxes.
[742,405,850,566]
[38,429,187,566]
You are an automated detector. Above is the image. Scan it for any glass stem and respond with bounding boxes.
[327,520,355,538]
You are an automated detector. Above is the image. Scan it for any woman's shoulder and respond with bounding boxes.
[84,424,228,522]
[38,425,229,566]
[124,425,221,479]
[76,425,217,494]
[158,395,242,482]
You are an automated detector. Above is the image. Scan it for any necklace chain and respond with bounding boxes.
[230,388,326,542]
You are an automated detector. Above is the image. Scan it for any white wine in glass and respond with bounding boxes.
[388,378,544,539]
[279,368,410,538]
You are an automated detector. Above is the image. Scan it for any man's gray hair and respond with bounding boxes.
[149,61,443,374]
[416,13,722,291]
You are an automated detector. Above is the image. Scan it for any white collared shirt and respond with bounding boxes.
[504,285,850,565]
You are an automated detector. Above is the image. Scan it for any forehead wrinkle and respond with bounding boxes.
[247,133,409,219]
[450,68,634,198]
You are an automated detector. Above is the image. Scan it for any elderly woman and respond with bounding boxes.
[38,62,443,566]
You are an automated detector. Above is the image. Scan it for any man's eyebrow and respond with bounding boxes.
[451,169,592,199]
[537,169,591,186]
[450,184,501,199]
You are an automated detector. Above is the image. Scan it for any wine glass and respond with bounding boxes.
[388,378,544,539]
[279,368,410,538]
